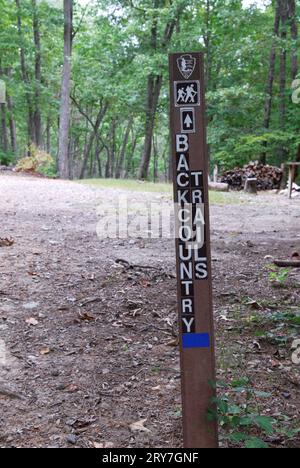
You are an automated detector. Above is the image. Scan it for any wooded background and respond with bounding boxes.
[0,0,299,180]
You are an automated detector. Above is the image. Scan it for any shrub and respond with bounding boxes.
[16,144,55,176]
[0,151,15,166]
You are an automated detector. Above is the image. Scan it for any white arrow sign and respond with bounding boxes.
[180,108,195,134]
[184,114,193,128]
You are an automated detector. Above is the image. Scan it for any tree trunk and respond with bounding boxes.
[288,0,299,176]
[32,0,43,148]
[138,0,185,180]
[95,139,103,177]
[89,139,95,177]
[58,0,73,179]
[7,94,17,154]
[125,133,138,179]
[0,64,8,153]
[152,134,158,182]
[79,103,108,179]
[0,103,9,153]
[288,0,298,80]
[46,116,51,154]
[261,0,281,164]
[15,0,35,148]
[3,68,18,154]
[109,119,117,178]
[278,0,288,165]
[204,0,212,89]
[116,117,133,179]
[105,148,110,179]
[138,74,162,179]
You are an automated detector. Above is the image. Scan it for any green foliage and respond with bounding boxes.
[0,151,15,166]
[248,309,300,346]
[214,131,300,170]
[208,378,276,448]
[0,0,299,178]
[16,144,54,175]
[267,266,291,286]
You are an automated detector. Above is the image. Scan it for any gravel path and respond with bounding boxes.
[0,173,299,448]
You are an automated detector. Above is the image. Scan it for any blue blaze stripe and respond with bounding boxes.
[183,333,210,349]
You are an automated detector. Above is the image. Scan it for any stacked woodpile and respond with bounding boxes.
[221,162,283,191]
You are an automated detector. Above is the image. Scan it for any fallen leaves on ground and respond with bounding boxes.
[129,418,151,434]
[64,384,79,393]
[75,311,96,322]
[25,317,39,326]
[0,237,14,247]
[93,442,114,449]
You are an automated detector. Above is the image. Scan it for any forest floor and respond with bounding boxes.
[0,171,300,448]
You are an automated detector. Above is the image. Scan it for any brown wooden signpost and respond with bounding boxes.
[169,52,218,448]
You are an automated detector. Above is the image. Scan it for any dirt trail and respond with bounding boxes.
[0,173,299,448]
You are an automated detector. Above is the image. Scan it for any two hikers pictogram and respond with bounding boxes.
[175,81,200,107]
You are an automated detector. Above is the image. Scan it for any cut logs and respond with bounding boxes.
[208,181,229,192]
[274,252,300,268]
[221,162,283,191]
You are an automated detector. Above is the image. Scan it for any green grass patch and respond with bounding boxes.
[209,191,241,205]
[79,178,173,194]
[79,178,243,205]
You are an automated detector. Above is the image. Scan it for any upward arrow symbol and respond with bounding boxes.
[184,114,193,128]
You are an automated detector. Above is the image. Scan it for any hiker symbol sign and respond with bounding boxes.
[174,81,200,107]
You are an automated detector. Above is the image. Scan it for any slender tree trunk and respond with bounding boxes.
[95,138,103,177]
[7,94,17,154]
[32,0,42,147]
[261,0,281,164]
[288,0,299,175]
[89,139,95,177]
[105,149,110,178]
[138,1,185,180]
[0,64,8,153]
[288,0,298,80]
[138,0,159,180]
[0,68,9,155]
[58,0,73,179]
[15,0,35,148]
[125,133,138,178]
[3,68,18,154]
[79,103,108,179]
[46,116,51,154]
[278,0,288,164]
[109,119,117,178]
[138,74,162,179]
[116,117,133,179]
[152,135,159,182]
[204,0,212,89]
[0,103,9,153]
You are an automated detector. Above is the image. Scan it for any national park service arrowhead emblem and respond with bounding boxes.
[177,54,196,80]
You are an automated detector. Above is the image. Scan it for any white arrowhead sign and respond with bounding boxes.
[184,114,193,128]
[180,108,195,133]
